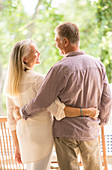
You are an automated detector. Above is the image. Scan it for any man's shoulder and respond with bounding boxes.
[79,53,104,67]
[48,54,105,76]
[88,55,105,68]
[44,59,68,80]
[49,59,64,71]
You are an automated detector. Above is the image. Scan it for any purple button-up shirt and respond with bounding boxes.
[21,51,112,141]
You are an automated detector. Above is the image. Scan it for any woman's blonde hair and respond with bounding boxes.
[4,39,35,96]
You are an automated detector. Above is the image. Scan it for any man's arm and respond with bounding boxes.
[99,70,112,125]
[21,66,67,120]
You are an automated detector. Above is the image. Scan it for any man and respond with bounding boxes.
[18,22,112,170]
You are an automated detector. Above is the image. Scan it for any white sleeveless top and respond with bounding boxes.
[6,70,65,163]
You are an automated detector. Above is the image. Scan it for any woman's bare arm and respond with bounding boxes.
[64,106,99,119]
[11,130,22,164]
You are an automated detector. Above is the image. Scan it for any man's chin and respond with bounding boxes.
[59,51,64,56]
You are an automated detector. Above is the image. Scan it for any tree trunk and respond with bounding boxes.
[26,0,42,38]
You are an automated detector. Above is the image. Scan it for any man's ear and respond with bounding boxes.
[63,37,69,47]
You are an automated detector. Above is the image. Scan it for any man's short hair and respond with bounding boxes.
[54,22,80,46]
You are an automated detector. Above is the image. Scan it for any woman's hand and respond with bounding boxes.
[83,107,99,119]
[15,147,22,164]
[13,106,21,121]
[64,106,99,119]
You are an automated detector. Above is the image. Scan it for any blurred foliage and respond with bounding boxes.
[58,0,112,82]
[0,0,112,114]
[89,0,112,83]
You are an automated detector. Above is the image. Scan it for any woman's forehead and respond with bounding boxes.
[30,44,38,51]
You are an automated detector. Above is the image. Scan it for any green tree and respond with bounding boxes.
[0,0,111,115]
[0,0,29,114]
[58,0,112,83]
[0,0,64,114]
[89,0,112,83]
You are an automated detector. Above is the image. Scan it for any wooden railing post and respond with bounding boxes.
[101,126,108,170]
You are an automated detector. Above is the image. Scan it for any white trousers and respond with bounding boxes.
[26,148,53,170]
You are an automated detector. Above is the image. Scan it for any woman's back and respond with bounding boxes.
[8,70,53,163]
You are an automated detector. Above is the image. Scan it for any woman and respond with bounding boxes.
[4,39,99,170]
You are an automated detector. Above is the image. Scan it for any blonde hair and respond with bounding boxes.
[4,39,35,96]
[54,22,80,47]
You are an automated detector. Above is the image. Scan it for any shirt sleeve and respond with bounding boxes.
[99,65,112,125]
[6,97,17,131]
[20,66,67,120]
[47,98,65,120]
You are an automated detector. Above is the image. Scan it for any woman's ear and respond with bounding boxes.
[23,56,28,63]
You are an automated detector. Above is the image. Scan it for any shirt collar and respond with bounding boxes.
[64,51,85,58]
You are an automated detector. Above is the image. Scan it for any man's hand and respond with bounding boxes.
[13,106,22,121]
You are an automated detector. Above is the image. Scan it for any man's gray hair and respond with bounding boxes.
[54,22,80,47]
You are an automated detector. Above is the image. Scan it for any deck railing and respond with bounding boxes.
[0,116,108,170]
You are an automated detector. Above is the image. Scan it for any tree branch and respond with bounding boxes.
[33,0,42,19]
[0,3,5,10]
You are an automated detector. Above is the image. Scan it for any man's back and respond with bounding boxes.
[54,52,104,107]
[53,51,111,140]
